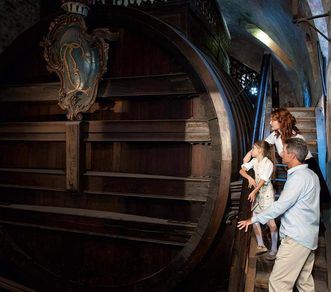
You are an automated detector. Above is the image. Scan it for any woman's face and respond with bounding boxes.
[270,118,281,131]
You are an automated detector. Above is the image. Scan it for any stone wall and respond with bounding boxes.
[0,0,40,55]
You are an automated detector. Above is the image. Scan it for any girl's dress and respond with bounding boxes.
[242,157,274,213]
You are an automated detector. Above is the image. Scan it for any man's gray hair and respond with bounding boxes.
[284,138,308,163]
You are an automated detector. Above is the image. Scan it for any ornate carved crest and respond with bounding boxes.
[41,14,112,120]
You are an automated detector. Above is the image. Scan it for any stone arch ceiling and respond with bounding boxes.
[0,0,327,106]
[218,0,327,106]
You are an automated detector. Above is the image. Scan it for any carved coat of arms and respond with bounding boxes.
[41,14,111,120]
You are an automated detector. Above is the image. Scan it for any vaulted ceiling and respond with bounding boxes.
[218,0,327,106]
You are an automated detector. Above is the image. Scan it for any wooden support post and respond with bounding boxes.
[66,121,82,192]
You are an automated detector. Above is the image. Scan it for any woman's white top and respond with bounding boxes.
[241,157,275,213]
[265,131,313,159]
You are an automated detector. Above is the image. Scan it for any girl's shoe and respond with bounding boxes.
[256,245,268,255]
[265,250,277,260]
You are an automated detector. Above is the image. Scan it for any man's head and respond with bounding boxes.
[282,138,308,167]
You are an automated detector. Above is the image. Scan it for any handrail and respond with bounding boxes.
[317,41,327,101]
[227,176,253,292]
[228,53,273,292]
[251,53,272,145]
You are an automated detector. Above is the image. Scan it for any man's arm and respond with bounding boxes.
[252,175,302,224]
[237,173,303,232]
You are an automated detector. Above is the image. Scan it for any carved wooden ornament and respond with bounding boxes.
[41,14,111,120]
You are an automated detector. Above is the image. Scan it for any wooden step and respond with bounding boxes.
[254,271,269,289]
[300,128,317,141]
[295,116,316,128]
[307,140,317,153]
[288,107,316,118]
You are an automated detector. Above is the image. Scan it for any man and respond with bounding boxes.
[238,138,320,292]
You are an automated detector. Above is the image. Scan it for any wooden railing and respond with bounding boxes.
[228,53,274,292]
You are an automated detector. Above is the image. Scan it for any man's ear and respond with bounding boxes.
[290,152,297,160]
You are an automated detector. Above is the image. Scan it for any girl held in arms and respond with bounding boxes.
[240,140,278,259]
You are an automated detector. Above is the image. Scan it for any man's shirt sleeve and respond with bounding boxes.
[252,173,301,224]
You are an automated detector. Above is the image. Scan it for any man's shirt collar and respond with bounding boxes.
[287,163,308,175]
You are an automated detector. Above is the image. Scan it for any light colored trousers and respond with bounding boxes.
[269,236,315,292]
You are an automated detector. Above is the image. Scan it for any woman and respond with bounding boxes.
[244,107,331,204]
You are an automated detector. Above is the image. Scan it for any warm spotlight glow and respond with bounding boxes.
[246,25,293,68]
[252,30,273,47]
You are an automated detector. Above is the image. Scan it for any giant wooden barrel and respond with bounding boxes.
[0,6,253,291]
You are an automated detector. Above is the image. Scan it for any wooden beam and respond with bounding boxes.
[0,170,65,189]
[0,73,197,102]
[84,120,211,142]
[0,276,36,292]
[0,204,197,246]
[66,122,82,192]
[84,190,208,202]
[0,122,66,141]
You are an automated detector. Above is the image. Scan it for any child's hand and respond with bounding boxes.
[248,177,257,188]
[248,191,256,203]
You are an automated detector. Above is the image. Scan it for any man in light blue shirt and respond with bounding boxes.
[238,138,320,292]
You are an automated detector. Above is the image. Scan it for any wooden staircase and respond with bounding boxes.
[246,107,331,292]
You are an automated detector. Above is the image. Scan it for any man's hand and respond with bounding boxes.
[237,218,252,232]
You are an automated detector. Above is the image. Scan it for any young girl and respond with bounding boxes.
[240,140,278,258]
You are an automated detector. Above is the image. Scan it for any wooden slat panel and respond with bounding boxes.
[85,132,210,142]
[0,133,65,141]
[0,122,65,132]
[0,187,205,222]
[84,189,207,202]
[84,173,210,197]
[0,120,210,142]
[0,141,65,169]
[87,141,192,176]
[0,204,197,245]
[84,170,210,181]
[99,73,197,97]
[0,122,66,141]
[0,83,59,102]
[84,120,210,142]
[0,73,197,102]
[0,169,65,189]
